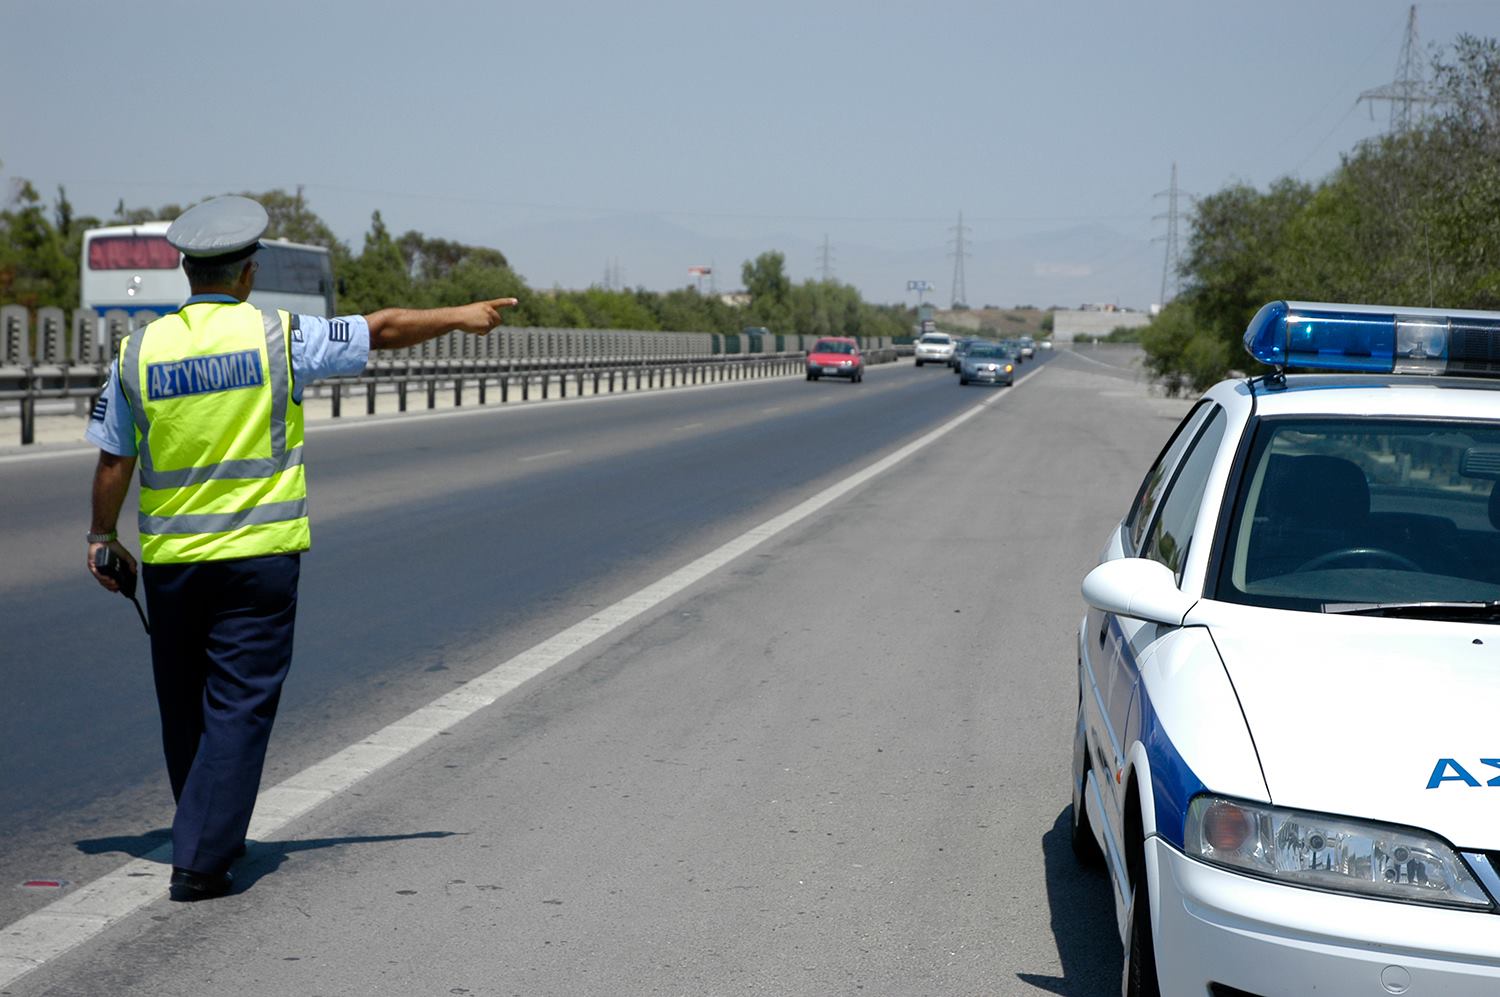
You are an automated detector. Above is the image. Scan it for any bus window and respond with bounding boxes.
[255,243,335,316]
[88,235,179,271]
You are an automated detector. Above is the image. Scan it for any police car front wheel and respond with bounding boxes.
[1124,872,1161,997]
[1122,857,1164,989]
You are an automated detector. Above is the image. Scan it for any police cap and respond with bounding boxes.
[166,196,268,261]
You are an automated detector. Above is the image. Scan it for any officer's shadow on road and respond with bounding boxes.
[1013,808,1123,996]
[76,829,462,893]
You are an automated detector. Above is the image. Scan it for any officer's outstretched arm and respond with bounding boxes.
[366,298,519,351]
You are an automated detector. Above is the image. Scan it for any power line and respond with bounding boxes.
[1153,163,1187,307]
[57,175,1157,227]
[948,211,970,309]
[600,257,623,290]
[1358,4,1439,133]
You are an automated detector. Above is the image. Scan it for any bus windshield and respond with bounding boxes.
[88,235,179,271]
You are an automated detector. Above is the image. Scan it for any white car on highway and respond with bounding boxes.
[1074,300,1500,995]
[913,333,956,367]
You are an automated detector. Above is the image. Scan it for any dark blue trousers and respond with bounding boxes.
[142,553,300,875]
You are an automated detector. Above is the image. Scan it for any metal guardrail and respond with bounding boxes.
[0,306,896,445]
[313,353,822,419]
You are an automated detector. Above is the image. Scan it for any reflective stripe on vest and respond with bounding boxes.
[137,498,309,536]
[119,305,310,562]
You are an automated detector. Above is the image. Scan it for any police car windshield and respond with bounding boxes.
[1215,417,1500,615]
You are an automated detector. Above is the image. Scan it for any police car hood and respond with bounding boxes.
[1204,609,1500,849]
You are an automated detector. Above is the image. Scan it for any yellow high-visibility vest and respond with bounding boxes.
[117,301,309,563]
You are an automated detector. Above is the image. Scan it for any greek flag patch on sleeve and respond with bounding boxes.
[329,319,351,344]
[147,350,265,400]
[90,395,108,422]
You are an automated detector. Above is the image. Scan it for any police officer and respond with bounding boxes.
[85,195,517,901]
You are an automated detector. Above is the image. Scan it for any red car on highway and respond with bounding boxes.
[805,337,864,383]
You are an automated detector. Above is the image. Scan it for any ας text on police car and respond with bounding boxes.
[1073,301,1500,996]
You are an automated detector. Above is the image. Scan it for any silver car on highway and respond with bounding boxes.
[958,343,1015,386]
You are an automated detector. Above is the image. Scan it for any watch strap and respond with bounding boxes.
[86,531,118,544]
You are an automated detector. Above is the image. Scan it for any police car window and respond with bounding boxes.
[1125,401,1213,554]
[1143,406,1227,580]
[1216,418,1500,612]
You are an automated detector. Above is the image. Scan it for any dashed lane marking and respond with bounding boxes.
[518,449,571,463]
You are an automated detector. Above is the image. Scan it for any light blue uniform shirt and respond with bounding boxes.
[85,295,370,457]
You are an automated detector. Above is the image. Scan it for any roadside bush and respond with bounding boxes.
[1140,36,1500,391]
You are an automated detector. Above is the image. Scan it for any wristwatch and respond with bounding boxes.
[86,531,118,544]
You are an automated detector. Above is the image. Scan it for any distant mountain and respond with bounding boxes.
[494,215,1159,310]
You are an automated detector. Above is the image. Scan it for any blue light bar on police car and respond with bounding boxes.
[1244,301,1500,376]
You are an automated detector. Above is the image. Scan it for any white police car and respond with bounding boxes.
[1073,301,1500,996]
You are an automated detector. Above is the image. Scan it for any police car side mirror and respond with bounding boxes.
[1082,557,1194,627]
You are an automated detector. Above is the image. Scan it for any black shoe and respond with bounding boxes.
[169,867,233,902]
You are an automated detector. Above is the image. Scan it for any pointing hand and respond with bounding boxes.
[455,298,519,334]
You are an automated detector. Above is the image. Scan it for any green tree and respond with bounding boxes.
[1140,300,1219,395]
[109,199,186,225]
[1143,35,1500,388]
[251,188,347,254]
[742,250,792,330]
[639,286,740,333]
[560,288,661,330]
[1178,177,1314,347]
[397,231,509,284]
[421,257,527,311]
[339,211,412,313]
[0,180,75,308]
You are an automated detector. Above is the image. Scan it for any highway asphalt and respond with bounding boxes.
[0,346,1193,994]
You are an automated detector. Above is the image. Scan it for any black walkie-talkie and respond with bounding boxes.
[93,546,150,634]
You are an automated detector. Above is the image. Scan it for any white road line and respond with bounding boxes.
[518,449,571,463]
[1062,347,1143,374]
[0,446,93,466]
[0,364,1049,989]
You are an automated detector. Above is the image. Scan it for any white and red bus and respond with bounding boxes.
[81,221,336,322]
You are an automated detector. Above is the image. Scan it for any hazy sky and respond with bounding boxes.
[5,0,1500,310]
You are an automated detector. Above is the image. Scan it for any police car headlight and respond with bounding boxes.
[1186,795,1493,909]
